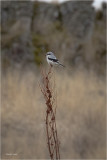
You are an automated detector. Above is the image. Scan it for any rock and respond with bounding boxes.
[1,1,34,69]
[60,1,95,39]
[1,1,106,76]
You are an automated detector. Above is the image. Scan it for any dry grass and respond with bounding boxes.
[1,68,106,159]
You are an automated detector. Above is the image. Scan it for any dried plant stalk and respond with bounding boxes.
[40,66,60,160]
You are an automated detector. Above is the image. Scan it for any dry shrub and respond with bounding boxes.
[39,66,60,159]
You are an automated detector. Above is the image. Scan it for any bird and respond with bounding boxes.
[46,52,65,67]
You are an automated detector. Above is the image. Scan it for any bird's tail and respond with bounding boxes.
[59,63,65,67]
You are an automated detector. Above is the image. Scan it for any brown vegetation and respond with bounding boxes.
[1,68,106,159]
[40,66,60,159]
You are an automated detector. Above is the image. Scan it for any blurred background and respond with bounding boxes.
[1,0,106,159]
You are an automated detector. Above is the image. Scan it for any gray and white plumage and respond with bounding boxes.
[46,52,65,67]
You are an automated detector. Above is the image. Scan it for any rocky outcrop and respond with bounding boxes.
[1,1,34,69]
[1,1,106,75]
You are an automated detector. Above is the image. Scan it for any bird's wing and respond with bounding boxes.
[48,57,59,62]
[49,54,57,59]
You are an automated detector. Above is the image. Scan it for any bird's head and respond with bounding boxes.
[46,52,54,56]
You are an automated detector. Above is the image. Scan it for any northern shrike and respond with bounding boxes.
[46,52,65,67]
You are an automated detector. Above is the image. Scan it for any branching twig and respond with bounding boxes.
[39,66,60,160]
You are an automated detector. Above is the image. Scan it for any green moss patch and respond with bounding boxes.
[32,34,49,66]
